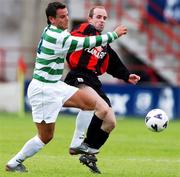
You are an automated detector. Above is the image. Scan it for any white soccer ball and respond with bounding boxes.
[145,109,169,132]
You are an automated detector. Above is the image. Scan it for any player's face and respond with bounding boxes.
[50,8,69,30]
[88,8,107,32]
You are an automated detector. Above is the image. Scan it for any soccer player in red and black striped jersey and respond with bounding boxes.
[64,6,140,173]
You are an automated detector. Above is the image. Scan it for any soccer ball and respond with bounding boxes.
[145,109,169,132]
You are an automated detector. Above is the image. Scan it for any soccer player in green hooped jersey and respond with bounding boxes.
[6,1,127,172]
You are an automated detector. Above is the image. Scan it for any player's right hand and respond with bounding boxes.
[114,25,127,37]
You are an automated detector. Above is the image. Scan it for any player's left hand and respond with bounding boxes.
[128,74,140,85]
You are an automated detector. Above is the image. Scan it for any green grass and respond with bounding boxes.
[0,112,180,177]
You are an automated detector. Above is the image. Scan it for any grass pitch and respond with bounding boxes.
[0,112,180,177]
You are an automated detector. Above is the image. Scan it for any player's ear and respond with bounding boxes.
[49,16,55,24]
[88,17,92,23]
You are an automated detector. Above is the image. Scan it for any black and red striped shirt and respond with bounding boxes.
[66,23,109,75]
[67,23,130,81]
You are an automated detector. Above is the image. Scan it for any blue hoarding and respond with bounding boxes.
[102,84,179,119]
[24,80,180,119]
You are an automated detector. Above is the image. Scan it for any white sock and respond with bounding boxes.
[70,111,94,148]
[7,135,45,167]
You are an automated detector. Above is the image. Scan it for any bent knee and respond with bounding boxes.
[102,118,116,133]
[108,118,116,130]
[97,105,111,117]
[40,134,54,144]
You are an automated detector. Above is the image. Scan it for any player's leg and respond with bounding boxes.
[84,107,115,149]
[69,110,94,154]
[64,72,113,153]
[6,122,54,172]
[78,110,115,173]
[68,83,94,154]
[68,87,115,173]
[6,80,66,172]
[84,89,115,150]
[64,86,116,154]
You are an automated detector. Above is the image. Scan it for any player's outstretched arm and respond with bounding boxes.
[62,25,127,54]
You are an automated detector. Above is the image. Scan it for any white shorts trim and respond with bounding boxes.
[27,79,78,123]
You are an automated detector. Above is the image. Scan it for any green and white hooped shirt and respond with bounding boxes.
[33,25,118,83]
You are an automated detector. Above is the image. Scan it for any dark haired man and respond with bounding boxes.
[65,6,140,173]
[5,2,128,172]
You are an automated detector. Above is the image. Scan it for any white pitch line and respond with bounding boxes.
[117,157,180,163]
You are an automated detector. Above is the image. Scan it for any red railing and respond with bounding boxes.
[0,48,6,81]
[120,0,180,59]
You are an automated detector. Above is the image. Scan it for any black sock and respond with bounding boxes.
[84,114,102,146]
[84,114,109,149]
[93,128,109,149]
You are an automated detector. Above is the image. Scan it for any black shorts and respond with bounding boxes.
[64,69,111,107]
